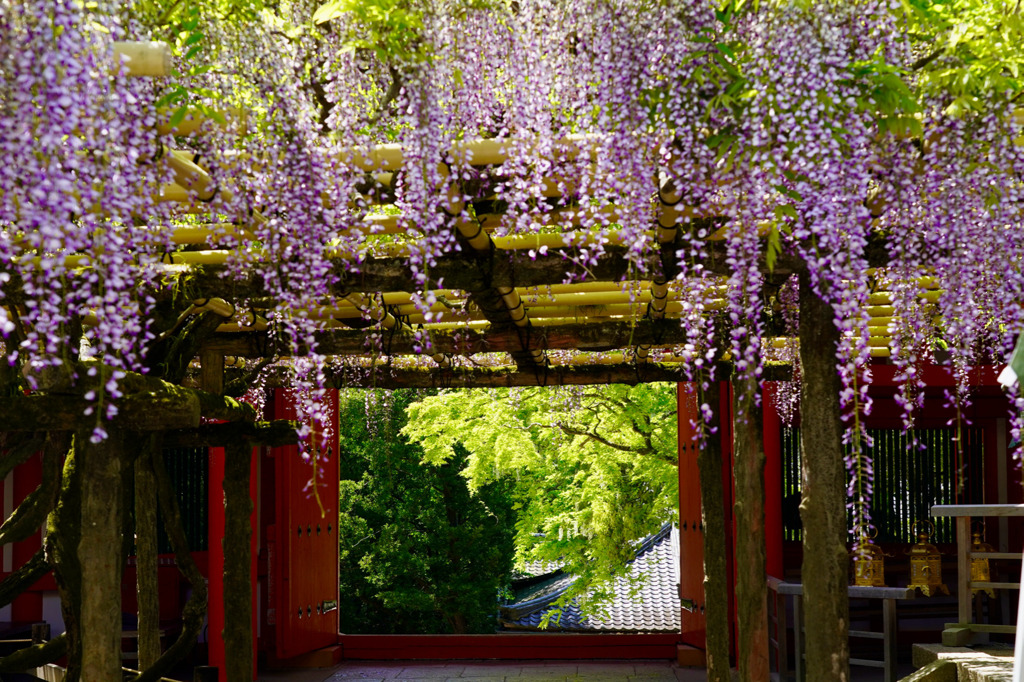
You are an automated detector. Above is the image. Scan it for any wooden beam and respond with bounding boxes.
[200,351,224,396]
[176,247,642,300]
[0,395,200,431]
[163,421,299,448]
[245,362,794,389]
[0,389,253,432]
[202,319,695,358]
[176,231,894,301]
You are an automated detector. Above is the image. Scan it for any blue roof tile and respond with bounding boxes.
[498,523,680,634]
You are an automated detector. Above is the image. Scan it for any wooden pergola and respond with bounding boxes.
[0,40,984,682]
[45,43,921,392]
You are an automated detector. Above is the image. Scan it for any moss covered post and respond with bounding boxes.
[695,380,732,682]
[732,374,768,681]
[48,428,127,682]
[222,440,254,682]
[202,350,255,682]
[798,272,850,681]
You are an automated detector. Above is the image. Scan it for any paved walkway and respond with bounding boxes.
[257,660,709,682]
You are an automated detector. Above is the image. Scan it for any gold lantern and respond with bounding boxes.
[970,524,996,598]
[852,526,888,587]
[907,520,949,596]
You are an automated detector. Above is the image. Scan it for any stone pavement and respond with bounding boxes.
[256,660,709,682]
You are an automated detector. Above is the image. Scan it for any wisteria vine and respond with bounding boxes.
[3,0,1024,528]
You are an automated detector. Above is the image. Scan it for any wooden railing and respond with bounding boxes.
[931,504,1024,646]
[767,577,917,682]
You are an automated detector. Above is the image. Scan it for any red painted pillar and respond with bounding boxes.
[763,383,784,579]
[677,381,740,656]
[12,452,43,624]
[207,446,225,672]
[250,451,259,674]
[677,382,706,648]
[207,444,260,679]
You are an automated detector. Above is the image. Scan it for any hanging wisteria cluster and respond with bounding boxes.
[0,0,174,442]
[3,0,1024,524]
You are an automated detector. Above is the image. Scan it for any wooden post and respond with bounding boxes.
[677,382,706,647]
[222,442,254,682]
[763,383,784,579]
[733,374,769,682]
[135,444,162,670]
[793,594,804,682]
[957,516,971,625]
[201,352,227,676]
[77,429,126,682]
[798,272,850,682]
[883,598,897,682]
[693,381,732,682]
[774,588,789,679]
[1013,538,1024,682]
[200,352,224,397]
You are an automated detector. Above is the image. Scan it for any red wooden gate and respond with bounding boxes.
[270,389,340,661]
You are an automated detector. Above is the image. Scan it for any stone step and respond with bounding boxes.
[909,643,1013,682]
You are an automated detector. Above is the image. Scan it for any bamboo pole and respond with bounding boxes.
[112,41,172,77]
[637,175,681,362]
[344,134,604,172]
[168,224,258,245]
[166,149,231,203]
[156,106,248,136]
[441,165,548,366]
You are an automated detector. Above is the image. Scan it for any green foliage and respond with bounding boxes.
[337,389,516,634]
[313,0,426,64]
[844,48,923,136]
[128,0,264,130]
[401,384,678,620]
[902,0,1024,113]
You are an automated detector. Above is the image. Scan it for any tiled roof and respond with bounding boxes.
[498,523,680,634]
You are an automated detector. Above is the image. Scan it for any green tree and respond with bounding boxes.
[337,389,516,634]
[401,383,678,619]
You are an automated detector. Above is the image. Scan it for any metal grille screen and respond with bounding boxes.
[128,447,209,554]
[781,427,984,544]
